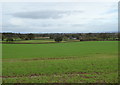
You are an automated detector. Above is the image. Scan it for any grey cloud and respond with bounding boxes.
[40,24,53,27]
[72,24,83,27]
[12,10,83,19]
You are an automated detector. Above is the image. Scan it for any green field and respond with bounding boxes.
[1,39,78,44]
[11,39,55,43]
[2,41,118,83]
[1,39,55,43]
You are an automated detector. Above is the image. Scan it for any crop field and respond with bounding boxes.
[2,41,118,83]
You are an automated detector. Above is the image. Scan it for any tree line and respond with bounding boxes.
[0,32,119,42]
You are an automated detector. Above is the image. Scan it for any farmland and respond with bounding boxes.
[2,41,118,83]
[1,39,80,44]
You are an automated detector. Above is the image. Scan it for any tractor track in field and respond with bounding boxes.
[1,72,96,79]
[3,57,79,62]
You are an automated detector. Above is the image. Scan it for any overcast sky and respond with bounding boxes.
[1,1,118,33]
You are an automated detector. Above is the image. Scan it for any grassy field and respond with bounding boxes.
[1,39,80,44]
[2,41,118,83]
[1,39,55,43]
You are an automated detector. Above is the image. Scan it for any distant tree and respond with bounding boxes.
[50,34,54,39]
[99,33,109,40]
[2,35,5,41]
[18,33,26,40]
[63,36,68,41]
[54,36,63,42]
[13,34,19,41]
[27,33,35,40]
[86,33,94,41]
[3,33,14,42]
[118,33,120,41]
[25,37,29,40]
[6,37,14,42]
